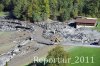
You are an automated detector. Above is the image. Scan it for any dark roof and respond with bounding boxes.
[75,18,96,24]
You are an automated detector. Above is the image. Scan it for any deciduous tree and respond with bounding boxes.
[46,46,68,66]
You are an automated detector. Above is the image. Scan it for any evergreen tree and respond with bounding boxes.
[49,0,58,20]
[13,0,29,20]
[57,0,72,21]
[0,4,4,12]
[2,0,11,10]
[28,0,41,22]
[40,0,50,20]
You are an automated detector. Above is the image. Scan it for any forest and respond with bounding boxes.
[0,0,100,22]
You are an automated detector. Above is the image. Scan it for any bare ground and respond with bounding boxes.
[0,31,32,55]
[8,43,56,66]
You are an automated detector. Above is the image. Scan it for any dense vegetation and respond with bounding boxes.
[0,0,100,22]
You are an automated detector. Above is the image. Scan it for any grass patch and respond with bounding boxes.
[68,47,100,66]
[26,46,100,66]
[97,18,100,22]
[93,18,100,31]
[0,12,8,16]
[94,25,100,31]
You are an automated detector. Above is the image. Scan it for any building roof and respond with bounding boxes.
[75,18,96,24]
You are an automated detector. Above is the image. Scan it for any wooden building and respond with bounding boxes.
[75,18,97,28]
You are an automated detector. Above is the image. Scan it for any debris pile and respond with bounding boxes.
[42,22,100,45]
[0,37,40,66]
[0,18,34,31]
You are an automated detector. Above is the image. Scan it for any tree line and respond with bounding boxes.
[0,0,100,22]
